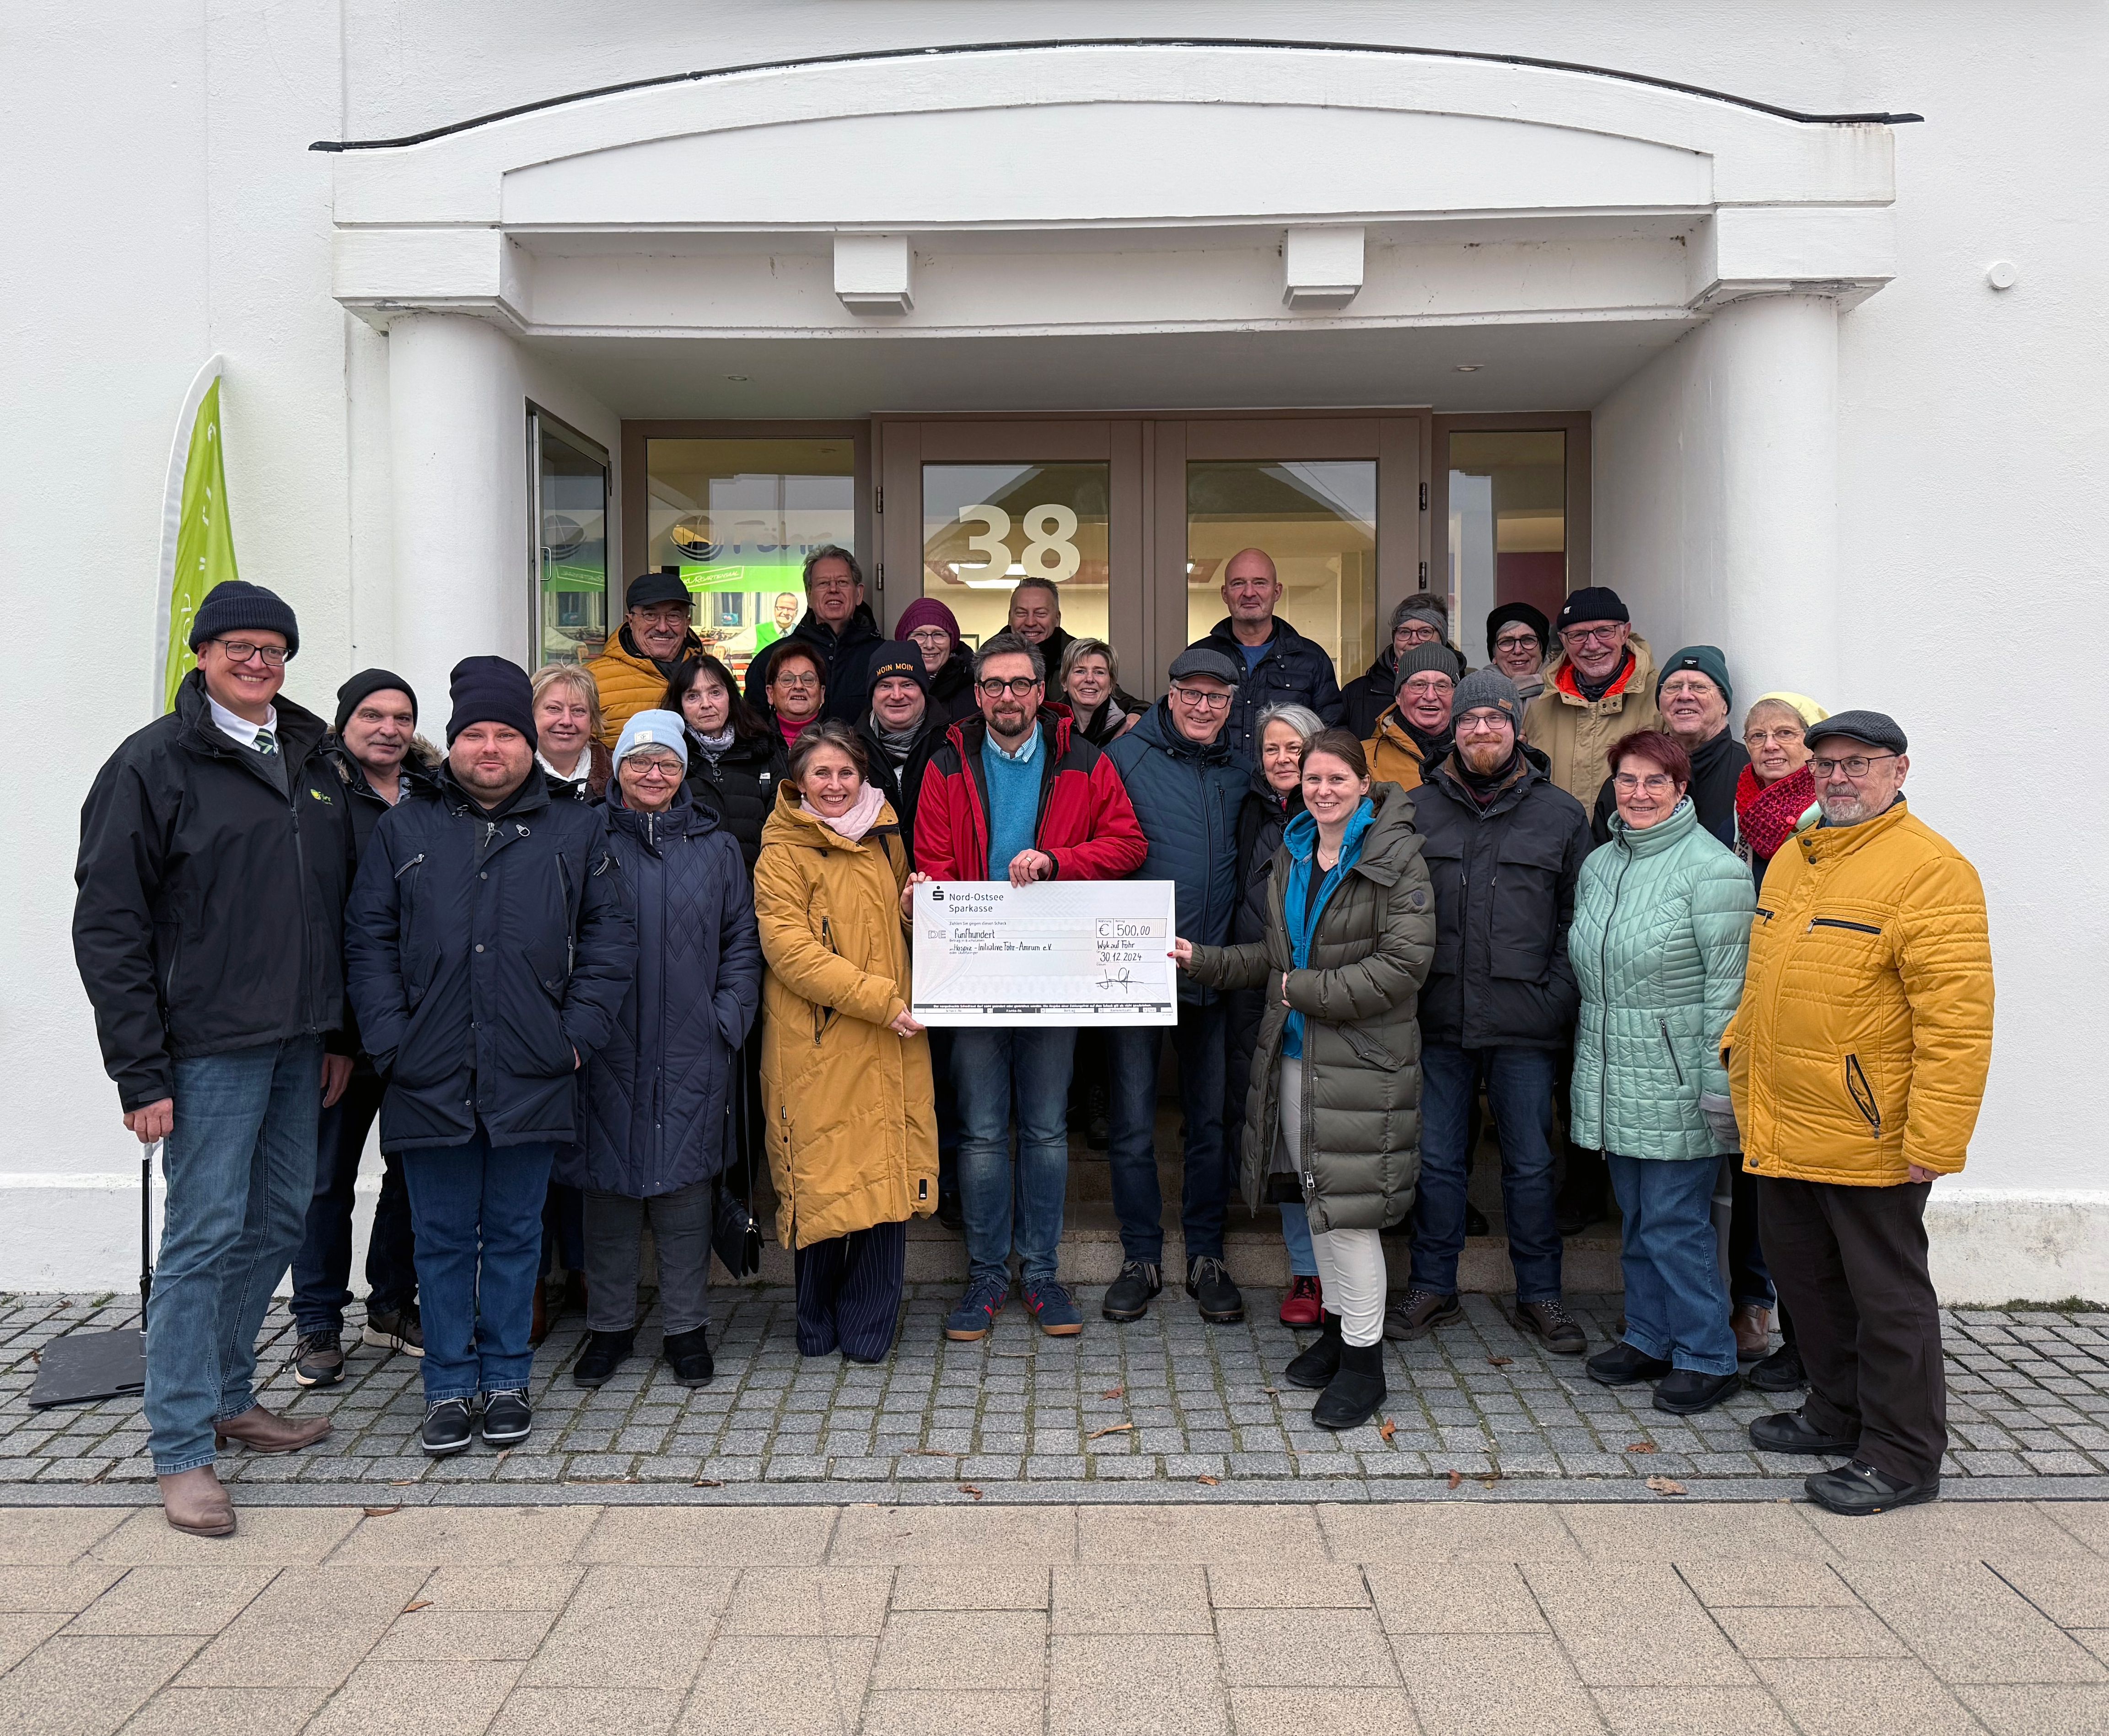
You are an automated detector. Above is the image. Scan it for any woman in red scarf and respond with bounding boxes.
[1735,693,1827,891]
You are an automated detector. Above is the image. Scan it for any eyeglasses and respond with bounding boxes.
[772,671,821,690]
[978,676,1044,699]
[1563,625,1625,646]
[808,577,858,594]
[907,627,952,646]
[1169,685,1232,710]
[1612,773,1678,795]
[1745,726,1805,747]
[1455,710,1513,735]
[212,639,291,667]
[624,759,684,781]
[1493,631,1540,652]
[1394,623,1439,644]
[1810,753,1897,779]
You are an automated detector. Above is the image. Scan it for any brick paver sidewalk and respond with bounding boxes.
[1,1290,2104,1504]
[2,1499,2108,1733]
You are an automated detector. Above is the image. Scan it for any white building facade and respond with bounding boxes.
[7,5,2103,1299]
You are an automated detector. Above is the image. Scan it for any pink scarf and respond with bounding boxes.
[802,780,887,842]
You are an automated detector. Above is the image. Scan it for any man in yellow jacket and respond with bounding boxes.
[1725,710,1993,1517]
[588,572,704,741]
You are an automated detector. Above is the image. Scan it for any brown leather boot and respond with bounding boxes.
[213,1404,332,1455]
[158,1465,236,1537]
[1732,1304,1773,1360]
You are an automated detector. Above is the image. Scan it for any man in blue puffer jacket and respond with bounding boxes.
[346,658,637,1462]
[1102,646,1253,1325]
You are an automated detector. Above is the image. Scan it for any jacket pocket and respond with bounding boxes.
[1845,1053,1882,1134]
[1659,1020,1686,1086]
[1340,1025,1396,1070]
[1811,916,1882,935]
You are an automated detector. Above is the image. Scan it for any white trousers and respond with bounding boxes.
[1278,1058,1388,1347]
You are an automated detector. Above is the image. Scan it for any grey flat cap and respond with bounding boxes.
[1167,645,1242,686]
[1809,709,1907,756]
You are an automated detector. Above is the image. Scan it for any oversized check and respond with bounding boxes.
[910,880,1178,1026]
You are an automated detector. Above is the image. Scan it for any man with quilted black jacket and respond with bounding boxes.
[345,657,636,1461]
[912,633,1146,1341]
[1389,671,1594,1354]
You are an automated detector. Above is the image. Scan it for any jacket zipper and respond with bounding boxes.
[1597,839,1634,1138]
[1659,1020,1685,1086]
[1845,1053,1882,1135]
[1753,906,1773,923]
[1810,916,1881,935]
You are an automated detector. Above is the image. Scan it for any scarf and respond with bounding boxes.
[690,724,736,763]
[1735,763,1816,861]
[1453,744,1524,806]
[1403,715,1453,764]
[1561,648,1636,705]
[868,713,922,767]
[1278,799,1377,1060]
[802,779,887,843]
[778,712,815,750]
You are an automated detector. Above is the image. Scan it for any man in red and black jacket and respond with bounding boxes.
[912,632,1146,1343]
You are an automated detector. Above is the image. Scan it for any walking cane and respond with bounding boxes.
[28,1140,155,1407]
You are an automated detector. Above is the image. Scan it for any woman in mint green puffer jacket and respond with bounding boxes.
[1569,731,1755,1415]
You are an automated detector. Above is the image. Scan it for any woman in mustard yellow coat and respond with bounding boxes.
[753,720,937,1360]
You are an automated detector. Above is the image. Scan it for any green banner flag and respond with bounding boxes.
[157,361,238,715]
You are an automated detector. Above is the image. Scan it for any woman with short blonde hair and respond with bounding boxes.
[531,663,611,800]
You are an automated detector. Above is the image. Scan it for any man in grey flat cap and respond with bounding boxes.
[1101,645,1253,1325]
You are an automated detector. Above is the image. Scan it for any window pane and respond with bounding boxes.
[646,438,857,689]
[536,424,608,666]
[1447,431,1565,646]
[921,463,1110,654]
[1186,461,1377,674]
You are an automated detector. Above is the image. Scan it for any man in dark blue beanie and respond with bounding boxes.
[75,578,354,1536]
[346,655,636,1460]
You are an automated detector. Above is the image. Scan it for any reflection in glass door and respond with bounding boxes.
[920,462,1110,654]
[1443,427,1573,641]
[1186,461,1378,677]
[532,410,609,667]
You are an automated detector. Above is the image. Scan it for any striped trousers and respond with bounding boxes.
[793,1220,907,1362]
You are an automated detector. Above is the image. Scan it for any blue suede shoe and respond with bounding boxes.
[1022,1279,1083,1337]
[943,1276,1009,1342]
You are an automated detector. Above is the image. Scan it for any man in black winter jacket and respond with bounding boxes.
[1391,671,1594,1356]
[742,545,886,726]
[73,580,354,1537]
[1590,645,1748,846]
[287,671,434,1390]
[345,657,636,1461]
[1204,548,1345,759]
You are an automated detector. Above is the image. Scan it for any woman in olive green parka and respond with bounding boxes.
[1184,734,1436,1432]
[1570,728,1754,1416]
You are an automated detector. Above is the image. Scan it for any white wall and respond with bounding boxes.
[6,1,2104,1295]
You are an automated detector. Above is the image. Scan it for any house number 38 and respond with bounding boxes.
[957,503,1082,583]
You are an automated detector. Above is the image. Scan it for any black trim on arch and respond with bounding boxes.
[309,36,1924,153]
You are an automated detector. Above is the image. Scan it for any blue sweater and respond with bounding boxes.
[982,726,1043,873]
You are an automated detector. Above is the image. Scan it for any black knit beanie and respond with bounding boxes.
[445,656,537,746]
[1485,601,1550,660]
[189,580,300,656]
[334,668,418,736]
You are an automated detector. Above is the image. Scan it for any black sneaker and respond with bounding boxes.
[1652,1368,1741,1415]
[363,1303,425,1359]
[571,1328,635,1388]
[662,1326,715,1388]
[1512,1299,1587,1356]
[1750,1408,1858,1456]
[1383,1288,1462,1342]
[1586,1342,1674,1387]
[1804,1459,1939,1517]
[291,1331,345,1388]
[1102,1260,1162,1322]
[1746,1342,1807,1392]
[420,1397,473,1457]
[1185,1256,1245,1324]
[480,1389,533,1446]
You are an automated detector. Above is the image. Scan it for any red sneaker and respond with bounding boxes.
[1279,1274,1324,1327]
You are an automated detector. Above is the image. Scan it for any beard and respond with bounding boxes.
[1458,737,1511,775]
[1819,791,1871,825]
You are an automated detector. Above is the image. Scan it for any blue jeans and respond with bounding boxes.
[1279,1203,1316,1277]
[953,1027,1076,1288]
[1107,998,1229,1265]
[146,1037,323,1474]
[1607,1152,1738,1376]
[291,1066,415,1335]
[1411,1044,1564,1304]
[400,1124,554,1403]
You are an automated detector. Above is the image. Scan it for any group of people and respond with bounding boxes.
[73,543,1991,1538]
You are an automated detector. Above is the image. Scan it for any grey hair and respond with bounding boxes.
[974,630,1046,685]
[1743,697,1810,734]
[1058,636,1120,688]
[800,544,864,591]
[1389,592,1450,634]
[1254,701,1325,747]
[1009,575,1062,609]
